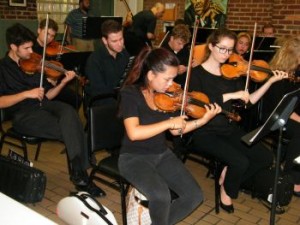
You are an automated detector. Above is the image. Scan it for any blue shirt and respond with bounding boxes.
[65,8,87,39]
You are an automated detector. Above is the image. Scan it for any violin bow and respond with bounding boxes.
[180,16,199,117]
[58,25,68,57]
[120,0,133,17]
[158,31,170,47]
[39,13,50,90]
[245,22,257,93]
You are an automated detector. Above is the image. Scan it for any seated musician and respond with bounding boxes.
[161,24,191,87]
[235,32,251,57]
[33,18,82,110]
[261,23,275,37]
[84,19,129,106]
[261,35,300,197]
[188,28,287,213]
[118,47,221,225]
[0,23,104,197]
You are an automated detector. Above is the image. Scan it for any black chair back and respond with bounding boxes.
[87,93,124,157]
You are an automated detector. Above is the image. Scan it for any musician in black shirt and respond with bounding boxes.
[32,18,82,110]
[0,23,104,197]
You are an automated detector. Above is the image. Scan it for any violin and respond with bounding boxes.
[20,52,80,80]
[221,53,300,83]
[221,53,270,82]
[153,83,241,122]
[46,41,77,57]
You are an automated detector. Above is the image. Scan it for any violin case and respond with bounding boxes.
[57,192,118,225]
[0,155,46,203]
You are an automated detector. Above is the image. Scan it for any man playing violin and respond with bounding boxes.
[0,23,105,197]
[32,18,82,110]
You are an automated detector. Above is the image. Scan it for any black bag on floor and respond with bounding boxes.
[252,167,293,208]
[0,155,47,203]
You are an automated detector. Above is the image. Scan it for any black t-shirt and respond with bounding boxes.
[119,85,174,155]
[189,65,244,135]
[0,54,52,114]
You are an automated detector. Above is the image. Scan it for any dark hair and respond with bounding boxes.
[39,18,58,32]
[123,47,179,87]
[101,19,122,39]
[6,23,36,47]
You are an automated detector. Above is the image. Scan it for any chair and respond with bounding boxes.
[0,109,45,161]
[86,93,130,225]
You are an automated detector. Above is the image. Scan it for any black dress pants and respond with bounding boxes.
[191,128,273,199]
[12,100,89,170]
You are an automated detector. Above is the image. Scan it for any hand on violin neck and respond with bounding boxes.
[270,70,289,83]
[202,103,222,123]
[61,70,76,84]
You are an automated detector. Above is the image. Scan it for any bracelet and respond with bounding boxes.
[194,120,199,129]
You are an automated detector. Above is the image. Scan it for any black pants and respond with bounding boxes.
[119,150,203,225]
[191,128,273,199]
[12,100,89,171]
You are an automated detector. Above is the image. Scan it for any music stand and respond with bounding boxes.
[82,16,123,39]
[242,88,300,225]
[255,37,276,50]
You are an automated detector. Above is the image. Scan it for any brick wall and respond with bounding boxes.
[144,0,300,37]
[0,0,298,35]
[0,0,37,20]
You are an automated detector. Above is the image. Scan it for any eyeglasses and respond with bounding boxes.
[214,45,234,54]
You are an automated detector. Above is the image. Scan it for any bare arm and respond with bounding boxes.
[290,112,300,123]
[0,88,44,108]
[124,103,221,140]
[249,70,288,104]
[124,115,186,141]
[222,70,288,104]
[45,71,75,100]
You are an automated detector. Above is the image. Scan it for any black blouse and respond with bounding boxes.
[119,85,173,155]
[189,65,244,135]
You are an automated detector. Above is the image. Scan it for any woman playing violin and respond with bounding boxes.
[32,18,81,110]
[235,32,251,57]
[118,47,221,225]
[188,28,287,213]
[261,35,300,197]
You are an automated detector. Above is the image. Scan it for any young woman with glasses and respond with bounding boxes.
[188,28,287,213]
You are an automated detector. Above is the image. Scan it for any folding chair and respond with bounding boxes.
[86,93,130,225]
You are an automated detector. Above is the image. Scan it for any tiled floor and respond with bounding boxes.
[1,120,300,225]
